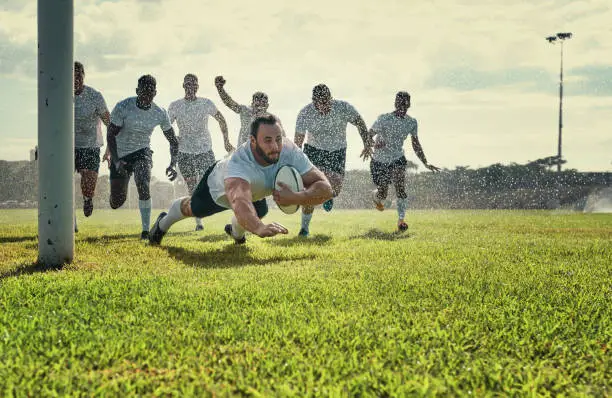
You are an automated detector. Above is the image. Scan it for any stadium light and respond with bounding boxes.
[37,0,74,266]
[546,32,573,172]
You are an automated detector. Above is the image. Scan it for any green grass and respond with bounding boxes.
[0,208,610,396]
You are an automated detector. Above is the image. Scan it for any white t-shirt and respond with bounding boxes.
[74,85,108,148]
[295,99,361,151]
[371,112,418,163]
[207,139,314,208]
[168,97,218,154]
[236,105,257,146]
[110,97,172,158]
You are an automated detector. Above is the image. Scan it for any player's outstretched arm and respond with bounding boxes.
[214,76,242,114]
[273,167,333,207]
[411,135,440,172]
[225,177,288,238]
[163,127,179,180]
[213,111,235,153]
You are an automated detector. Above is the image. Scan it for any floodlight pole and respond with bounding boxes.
[38,0,74,266]
[547,32,572,172]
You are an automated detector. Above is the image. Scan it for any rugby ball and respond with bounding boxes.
[274,165,304,214]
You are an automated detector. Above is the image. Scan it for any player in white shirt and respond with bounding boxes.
[73,62,110,222]
[294,84,372,237]
[214,75,276,146]
[370,91,440,232]
[107,75,179,240]
[148,114,333,246]
[168,74,235,231]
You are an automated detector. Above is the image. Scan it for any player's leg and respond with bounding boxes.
[391,157,409,232]
[192,150,216,231]
[178,152,202,230]
[133,152,153,239]
[321,148,346,212]
[78,148,100,217]
[150,163,225,245]
[109,157,131,210]
[370,159,391,211]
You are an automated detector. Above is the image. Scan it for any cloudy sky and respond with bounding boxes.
[1,0,611,179]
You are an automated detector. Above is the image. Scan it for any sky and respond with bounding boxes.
[1,0,611,180]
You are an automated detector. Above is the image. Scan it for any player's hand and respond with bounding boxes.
[166,165,178,181]
[102,150,111,168]
[114,160,128,176]
[374,140,386,149]
[224,140,235,153]
[425,163,441,172]
[214,76,226,89]
[360,146,373,161]
[255,222,288,238]
[273,182,300,206]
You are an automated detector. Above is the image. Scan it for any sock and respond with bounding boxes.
[195,217,203,227]
[397,198,408,220]
[160,198,188,232]
[139,199,152,232]
[231,215,246,239]
[301,212,313,231]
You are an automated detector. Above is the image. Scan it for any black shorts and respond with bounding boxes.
[109,148,153,180]
[370,156,408,187]
[75,147,100,173]
[190,162,269,219]
[178,150,216,181]
[303,144,346,175]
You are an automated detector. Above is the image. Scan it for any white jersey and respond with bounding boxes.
[207,139,313,208]
[168,97,218,154]
[295,99,361,151]
[110,97,172,158]
[236,105,257,146]
[74,85,108,148]
[371,112,418,163]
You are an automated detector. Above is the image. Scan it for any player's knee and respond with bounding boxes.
[256,203,268,219]
[397,190,408,199]
[110,197,125,209]
[138,193,151,201]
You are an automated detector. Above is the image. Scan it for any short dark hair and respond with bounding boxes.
[312,84,331,100]
[74,61,84,75]
[138,74,157,89]
[252,91,268,101]
[250,114,279,138]
[396,91,410,101]
[184,73,198,82]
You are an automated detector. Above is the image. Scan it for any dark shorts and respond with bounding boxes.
[303,144,346,175]
[190,162,269,219]
[178,150,216,181]
[75,147,100,173]
[370,156,408,187]
[109,148,153,180]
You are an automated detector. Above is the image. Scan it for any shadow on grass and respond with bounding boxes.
[0,235,37,244]
[164,244,316,269]
[266,234,332,247]
[0,261,63,280]
[197,233,231,243]
[81,232,193,244]
[350,228,412,241]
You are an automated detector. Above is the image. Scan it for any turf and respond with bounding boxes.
[0,209,610,396]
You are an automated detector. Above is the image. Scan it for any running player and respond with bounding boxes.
[106,75,179,239]
[73,61,110,219]
[168,73,234,231]
[294,84,372,236]
[370,91,440,232]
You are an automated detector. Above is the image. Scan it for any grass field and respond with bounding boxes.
[0,208,610,396]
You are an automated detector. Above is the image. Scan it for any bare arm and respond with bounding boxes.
[351,114,373,160]
[273,167,333,207]
[163,127,179,180]
[100,111,110,127]
[225,177,288,237]
[411,135,440,172]
[213,111,234,152]
[106,123,122,163]
[214,76,242,113]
